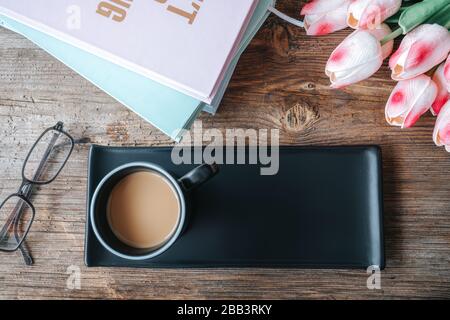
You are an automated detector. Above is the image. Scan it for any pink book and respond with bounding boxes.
[0,0,258,103]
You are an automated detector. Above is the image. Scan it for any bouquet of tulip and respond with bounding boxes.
[297,0,450,152]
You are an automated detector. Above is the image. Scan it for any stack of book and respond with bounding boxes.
[0,0,276,141]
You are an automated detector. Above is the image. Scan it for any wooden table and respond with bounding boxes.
[1,1,449,300]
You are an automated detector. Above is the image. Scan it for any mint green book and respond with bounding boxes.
[0,0,275,140]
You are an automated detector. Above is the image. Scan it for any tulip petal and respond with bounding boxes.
[385,74,437,128]
[347,0,402,29]
[433,101,450,150]
[431,63,450,116]
[326,24,393,88]
[304,3,349,36]
[326,31,381,87]
[390,24,450,81]
[440,123,450,146]
[301,0,349,15]
[446,144,450,152]
[444,55,450,92]
[388,33,416,71]
[368,23,394,59]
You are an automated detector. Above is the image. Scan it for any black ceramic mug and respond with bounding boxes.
[90,162,218,260]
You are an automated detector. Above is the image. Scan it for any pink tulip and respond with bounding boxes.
[326,24,394,88]
[301,0,352,36]
[389,24,450,81]
[431,62,450,116]
[433,101,450,152]
[347,0,402,30]
[385,75,437,128]
[444,55,450,92]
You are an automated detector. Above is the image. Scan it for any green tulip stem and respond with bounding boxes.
[380,28,403,46]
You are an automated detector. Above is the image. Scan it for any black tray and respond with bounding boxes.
[85,145,384,269]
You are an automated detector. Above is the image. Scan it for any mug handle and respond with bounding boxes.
[179,163,219,192]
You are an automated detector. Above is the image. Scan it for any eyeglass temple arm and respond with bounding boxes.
[13,213,33,265]
[29,130,61,187]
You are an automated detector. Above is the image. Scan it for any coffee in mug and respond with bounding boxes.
[106,171,181,250]
[91,162,218,260]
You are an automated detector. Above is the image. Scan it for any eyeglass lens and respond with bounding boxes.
[0,196,34,251]
[23,128,73,184]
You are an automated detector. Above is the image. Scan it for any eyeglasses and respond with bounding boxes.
[0,122,75,265]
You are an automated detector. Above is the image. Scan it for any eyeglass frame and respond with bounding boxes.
[0,122,75,259]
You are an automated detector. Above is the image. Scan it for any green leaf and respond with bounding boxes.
[426,4,450,29]
[398,0,450,33]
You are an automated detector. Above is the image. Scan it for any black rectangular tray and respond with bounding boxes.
[85,145,384,269]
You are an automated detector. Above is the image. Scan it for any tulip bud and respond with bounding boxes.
[433,101,450,152]
[389,24,450,81]
[347,0,402,30]
[301,0,352,36]
[326,24,393,88]
[385,75,438,128]
[431,62,450,116]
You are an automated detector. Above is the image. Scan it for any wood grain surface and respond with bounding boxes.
[1,1,450,300]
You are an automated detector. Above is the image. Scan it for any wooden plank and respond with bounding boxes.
[0,1,449,299]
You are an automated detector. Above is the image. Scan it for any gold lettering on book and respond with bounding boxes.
[96,0,204,25]
[155,0,204,25]
[96,0,133,22]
